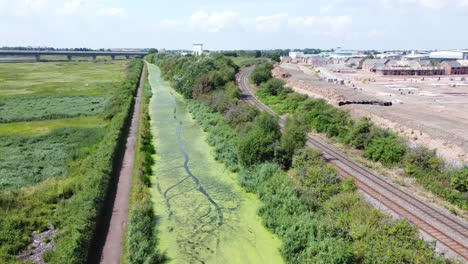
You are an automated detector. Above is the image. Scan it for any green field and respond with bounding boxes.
[0,60,138,263]
[0,61,126,96]
[148,64,283,263]
[0,61,126,188]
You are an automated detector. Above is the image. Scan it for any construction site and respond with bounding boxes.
[274,62,468,165]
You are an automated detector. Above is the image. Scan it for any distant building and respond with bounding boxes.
[330,48,362,58]
[289,51,305,59]
[362,59,389,72]
[193,44,203,56]
[430,50,468,61]
[403,51,430,60]
[441,60,468,75]
[345,58,365,69]
[375,53,402,60]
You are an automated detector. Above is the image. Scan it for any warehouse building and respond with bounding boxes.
[430,50,468,62]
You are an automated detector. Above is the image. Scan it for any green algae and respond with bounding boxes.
[148,64,283,264]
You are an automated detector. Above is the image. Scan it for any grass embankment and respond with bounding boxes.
[147,64,283,263]
[153,54,448,263]
[250,62,467,210]
[124,63,166,264]
[0,59,143,263]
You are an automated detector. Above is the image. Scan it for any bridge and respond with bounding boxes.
[0,50,149,61]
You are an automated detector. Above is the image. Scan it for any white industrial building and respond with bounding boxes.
[289,51,304,59]
[430,50,468,61]
[193,44,203,56]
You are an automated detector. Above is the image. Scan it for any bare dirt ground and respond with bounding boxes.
[275,63,468,165]
[99,64,146,264]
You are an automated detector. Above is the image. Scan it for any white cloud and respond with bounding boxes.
[254,14,288,33]
[99,7,126,17]
[160,11,352,35]
[58,0,83,15]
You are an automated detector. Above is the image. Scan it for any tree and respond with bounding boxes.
[255,50,262,58]
[250,62,273,86]
[237,128,277,166]
[277,116,308,168]
[148,48,158,54]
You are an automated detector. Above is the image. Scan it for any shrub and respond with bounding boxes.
[259,78,287,96]
[404,146,444,174]
[250,62,273,86]
[450,167,468,193]
[365,135,406,166]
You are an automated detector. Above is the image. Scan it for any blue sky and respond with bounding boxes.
[0,0,467,50]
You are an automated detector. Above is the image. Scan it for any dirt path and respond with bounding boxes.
[99,63,146,264]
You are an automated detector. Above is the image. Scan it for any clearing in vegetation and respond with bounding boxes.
[148,64,283,264]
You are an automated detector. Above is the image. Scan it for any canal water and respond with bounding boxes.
[148,64,283,264]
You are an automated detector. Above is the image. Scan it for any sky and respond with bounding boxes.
[0,0,467,50]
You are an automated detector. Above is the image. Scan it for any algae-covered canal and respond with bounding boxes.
[148,64,283,263]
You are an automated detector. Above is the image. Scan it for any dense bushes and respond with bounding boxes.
[156,53,238,99]
[253,62,467,209]
[126,74,166,264]
[249,62,273,86]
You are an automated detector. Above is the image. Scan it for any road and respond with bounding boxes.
[237,67,468,261]
[99,63,147,264]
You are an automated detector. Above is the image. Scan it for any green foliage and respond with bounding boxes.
[365,135,406,166]
[237,112,281,167]
[249,62,273,86]
[259,78,288,96]
[404,147,444,174]
[277,116,307,168]
[450,167,468,193]
[188,101,240,172]
[224,104,258,129]
[0,95,107,123]
[156,53,238,99]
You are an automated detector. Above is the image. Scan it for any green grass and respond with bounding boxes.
[231,57,270,68]
[0,95,108,122]
[0,61,126,96]
[0,127,104,190]
[148,64,283,263]
[0,116,106,136]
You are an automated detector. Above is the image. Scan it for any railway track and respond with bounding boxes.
[237,67,468,261]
